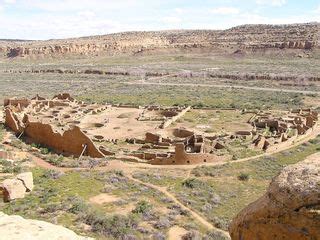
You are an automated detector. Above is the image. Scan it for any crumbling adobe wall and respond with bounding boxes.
[150,143,223,165]
[145,132,162,144]
[4,108,23,133]
[4,99,30,108]
[173,128,194,138]
[24,120,104,158]
[53,93,74,101]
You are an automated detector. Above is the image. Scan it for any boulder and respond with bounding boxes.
[0,212,92,240]
[16,172,34,191]
[229,154,320,240]
[2,179,26,201]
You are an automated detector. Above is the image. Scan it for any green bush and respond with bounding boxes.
[237,173,250,181]
[40,148,50,155]
[80,208,138,239]
[46,155,63,166]
[182,178,203,189]
[68,197,88,214]
[132,200,153,214]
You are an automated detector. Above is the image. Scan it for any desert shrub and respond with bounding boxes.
[153,216,171,229]
[211,216,230,231]
[46,155,63,166]
[31,143,41,148]
[132,200,153,214]
[68,196,88,214]
[42,169,64,179]
[2,161,22,174]
[122,234,137,240]
[80,208,138,239]
[40,147,50,155]
[203,230,230,240]
[88,158,100,169]
[182,178,203,189]
[0,125,4,141]
[309,138,320,144]
[42,203,63,213]
[39,187,59,204]
[114,170,124,176]
[182,230,202,240]
[0,158,12,167]
[237,173,250,181]
[152,232,166,240]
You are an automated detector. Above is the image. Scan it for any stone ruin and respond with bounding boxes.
[4,94,105,158]
[3,94,194,164]
[249,109,318,151]
[127,130,225,165]
[138,105,191,129]
[3,94,319,165]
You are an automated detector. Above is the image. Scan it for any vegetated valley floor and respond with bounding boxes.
[1,52,320,239]
[1,53,320,110]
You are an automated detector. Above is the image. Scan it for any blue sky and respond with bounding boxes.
[0,0,319,40]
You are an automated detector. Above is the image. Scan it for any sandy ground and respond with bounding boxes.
[168,226,188,240]
[116,203,136,215]
[79,107,161,140]
[89,193,120,205]
[303,152,320,162]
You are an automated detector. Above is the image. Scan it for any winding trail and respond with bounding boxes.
[127,175,229,236]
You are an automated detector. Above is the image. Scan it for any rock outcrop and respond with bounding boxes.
[1,22,319,58]
[0,212,92,240]
[1,179,26,202]
[229,154,320,240]
[16,172,34,192]
[1,172,34,202]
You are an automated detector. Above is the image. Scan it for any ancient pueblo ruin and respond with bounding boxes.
[4,93,318,165]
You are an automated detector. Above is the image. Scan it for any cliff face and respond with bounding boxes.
[1,22,319,58]
[229,153,320,240]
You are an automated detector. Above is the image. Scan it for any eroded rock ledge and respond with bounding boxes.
[229,154,320,240]
[0,212,93,240]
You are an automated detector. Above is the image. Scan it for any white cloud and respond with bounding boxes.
[3,0,16,3]
[77,11,96,18]
[21,0,147,12]
[0,0,317,40]
[162,16,182,24]
[256,0,287,7]
[174,8,185,14]
[210,7,240,15]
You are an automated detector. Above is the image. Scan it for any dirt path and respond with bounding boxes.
[127,174,229,236]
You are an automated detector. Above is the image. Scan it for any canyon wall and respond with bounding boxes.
[1,23,319,58]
